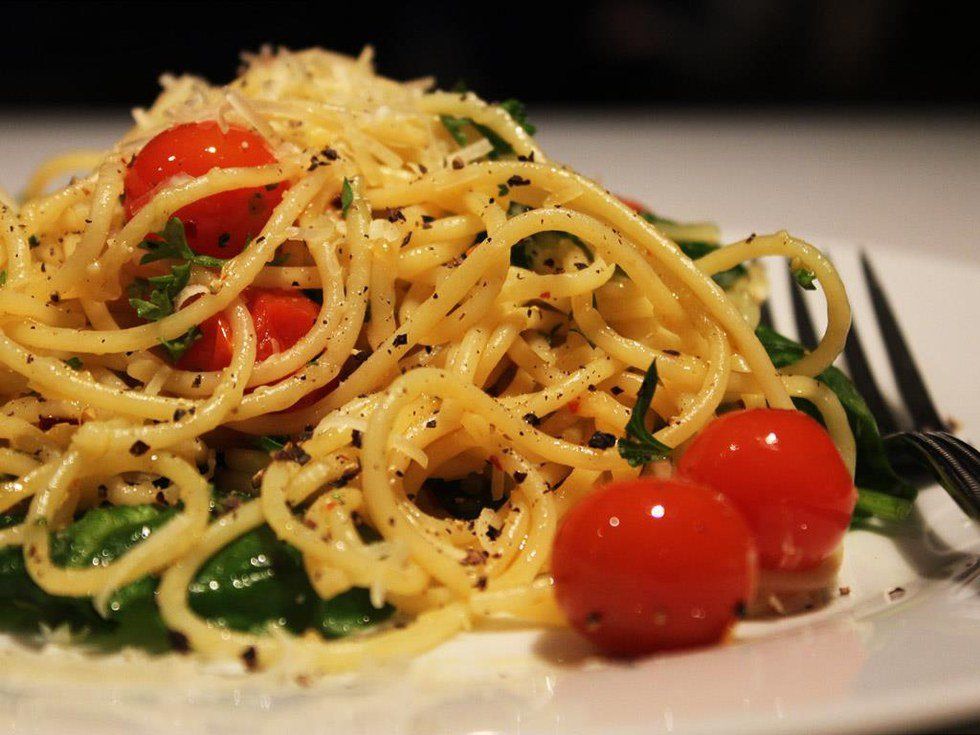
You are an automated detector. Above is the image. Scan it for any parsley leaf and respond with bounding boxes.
[439,115,469,146]
[439,99,537,161]
[0,270,6,287]
[158,327,201,362]
[499,99,536,136]
[128,261,191,322]
[340,178,354,218]
[254,435,287,453]
[617,360,672,467]
[793,267,817,290]
[138,218,226,269]
[62,357,83,371]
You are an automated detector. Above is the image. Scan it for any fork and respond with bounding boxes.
[767,253,980,520]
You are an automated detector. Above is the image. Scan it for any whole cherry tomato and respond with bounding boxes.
[678,408,856,571]
[124,121,285,258]
[552,477,758,657]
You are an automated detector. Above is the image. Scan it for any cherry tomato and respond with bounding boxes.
[619,197,648,214]
[552,477,757,657]
[177,289,319,372]
[248,289,321,362]
[124,121,286,258]
[677,408,856,572]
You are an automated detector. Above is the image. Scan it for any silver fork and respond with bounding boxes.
[768,254,980,520]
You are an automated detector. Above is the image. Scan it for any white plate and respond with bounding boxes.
[1,238,978,735]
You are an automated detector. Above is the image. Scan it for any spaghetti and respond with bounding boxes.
[0,47,857,673]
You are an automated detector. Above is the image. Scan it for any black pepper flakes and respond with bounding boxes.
[587,431,617,449]
[887,586,905,601]
[129,440,150,456]
[273,442,312,465]
[522,412,541,426]
[241,646,258,671]
[392,333,408,347]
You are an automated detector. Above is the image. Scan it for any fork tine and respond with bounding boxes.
[787,265,818,349]
[930,431,980,473]
[891,432,980,518]
[860,252,946,431]
[841,311,899,435]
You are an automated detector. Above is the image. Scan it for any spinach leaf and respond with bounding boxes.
[507,202,592,272]
[637,211,747,289]
[316,587,394,638]
[1,505,394,649]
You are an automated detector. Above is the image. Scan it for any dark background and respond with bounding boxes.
[2,0,976,109]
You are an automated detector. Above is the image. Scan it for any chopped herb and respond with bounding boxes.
[439,99,536,161]
[439,115,469,146]
[617,360,672,467]
[254,435,288,453]
[0,270,7,287]
[138,218,226,269]
[28,234,40,248]
[159,327,201,362]
[499,99,537,136]
[793,267,817,290]
[62,357,83,371]
[340,178,354,218]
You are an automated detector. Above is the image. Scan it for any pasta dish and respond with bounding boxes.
[0,47,919,674]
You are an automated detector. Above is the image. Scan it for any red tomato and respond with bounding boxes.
[124,121,286,258]
[177,289,319,372]
[248,289,321,362]
[677,408,856,572]
[552,478,757,657]
[619,197,648,213]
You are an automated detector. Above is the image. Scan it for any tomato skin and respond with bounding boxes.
[678,408,856,572]
[124,121,285,258]
[176,289,319,372]
[619,197,648,214]
[176,311,234,373]
[248,289,321,362]
[552,478,757,657]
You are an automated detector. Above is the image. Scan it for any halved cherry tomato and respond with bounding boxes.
[177,289,319,372]
[678,408,856,571]
[552,477,757,657]
[123,121,286,258]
